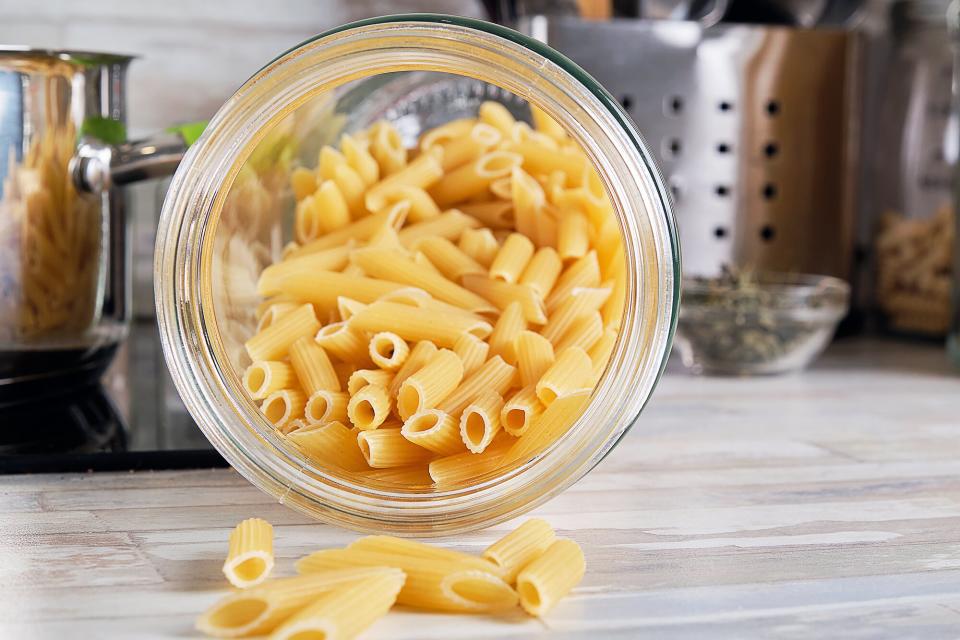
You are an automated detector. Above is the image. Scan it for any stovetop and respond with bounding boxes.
[0,320,226,473]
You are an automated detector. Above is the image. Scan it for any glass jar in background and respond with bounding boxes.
[872,0,955,338]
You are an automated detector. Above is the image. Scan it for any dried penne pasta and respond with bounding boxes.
[437,356,516,417]
[487,301,527,364]
[260,389,306,428]
[429,441,510,487]
[336,296,367,321]
[366,152,444,212]
[460,389,504,453]
[288,204,407,258]
[319,145,346,180]
[536,346,593,406]
[459,227,500,267]
[458,200,515,229]
[490,233,535,283]
[502,391,591,467]
[453,333,489,376]
[602,270,626,330]
[397,209,481,247]
[287,421,368,472]
[437,122,501,171]
[243,361,296,400]
[315,322,371,365]
[510,138,586,182]
[358,428,433,468]
[516,538,585,616]
[290,166,317,201]
[511,166,545,241]
[348,384,392,431]
[245,304,320,361]
[415,236,486,281]
[397,348,463,420]
[588,327,618,383]
[515,330,556,388]
[531,104,568,142]
[401,409,463,456]
[501,385,543,436]
[289,336,339,393]
[349,536,505,577]
[350,301,492,348]
[546,251,601,313]
[340,133,379,187]
[430,151,523,207]
[461,275,547,324]
[388,340,438,397]
[519,247,563,298]
[222,518,274,589]
[264,269,403,312]
[555,310,603,353]
[346,369,394,396]
[305,389,349,425]
[377,184,441,222]
[369,120,406,175]
[420,118,476,150]
[368,331,410,371]
[557,207,591,260]
[479,100,515,136]
[333,362,358,390]
[332,162,366,215]
[541,285,612,343]
[257,247,352,297]
[483,518,556,583]
[359,465,434,486]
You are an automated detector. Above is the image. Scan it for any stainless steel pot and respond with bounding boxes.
[0,48,187,394]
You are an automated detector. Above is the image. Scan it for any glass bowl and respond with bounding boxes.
[675,272,850,375]
[155,14,680,535]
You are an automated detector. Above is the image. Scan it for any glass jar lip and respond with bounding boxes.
[155,14,680,534]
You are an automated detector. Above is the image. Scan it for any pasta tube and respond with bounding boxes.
[357,428,432,468]
[348,536,505,577]
[377,184,440,222]
[489,233,535,283]
[388,340,438,397]
[222,518,274,589]
[260,389,306,428]
[483,518,556,583]
[350,301,492,348]
[288,204,408,258]
[588,327,618,383]
[430,150,523,207]
[289,337,339,394]
[437,356,516,417]
[540,285,612,343]
[501,385,543,436]
[365,152,444,212]
[516,539,585,616]
[397,209,481,247]
[555,310,603,353]
[536,346,593,406]
[460,389,504,453]
[397,349,463,420]
[502,391,591,467]
[545,251,601,313]
[315,322,372,365]
[305,389,349,425]
[459,227,500,267]
[245,304,320,362]
[348,384,392,431]
[416,236,486,281]
[487,301,527,364]
[243,361,296,400]
[429,442,509,487]
[287,421,368,472]
[459,200,515,229]
[401,409,463,456]
[368,331,410,371]
[369,120,406,175]
[515,330,556,388]
[290,166,317,201]
[461,275,547,324]
[519,247,563,298]
[557,208,590,260]
[346,369,394,396]
[453,333,489,376]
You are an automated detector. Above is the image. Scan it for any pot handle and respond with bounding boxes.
[71,122,206,193]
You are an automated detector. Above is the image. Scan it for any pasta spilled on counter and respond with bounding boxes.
[241,101,626,487]
[196,517,585,638]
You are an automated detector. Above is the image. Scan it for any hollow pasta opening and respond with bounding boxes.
[503,407,527,432]
[243,366,267,396]
[262,395,289,423]
[539,387,558,405]
[406,413,439,434]
[357,437,372,461]
[306,395,330,423]
[449,575,517,607]
[464,412,487,447]
[398,385,421,419]
[206,598,268,630]
[355,399,375,425]
[230,556,268,582]
[287,631,328,640]
[518,579,541,609]
[476,151,521,178]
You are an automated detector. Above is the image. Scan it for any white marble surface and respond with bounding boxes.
[1,338,959,639]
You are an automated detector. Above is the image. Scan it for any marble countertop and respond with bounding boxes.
[2,338,959,639]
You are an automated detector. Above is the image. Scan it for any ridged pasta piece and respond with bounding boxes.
[369,120,407,176]
[397,209,481,247]
[315,321,371,365]
[352,247,494,313]
[287,204,407,258]
[502,391,591,467]
[366,222,406,252]
[540,285,612,343]
[489,175,512,200]
[255,302,297,333]
[260,389,307,428]
[340,133,379,187]
[555,310,603,353]
[487,301,527,364]
[545,251,601,313]
[243,361,296,400]
[333,362,358,390]
[305,389,349,425]
[357,428,433,468]
[350,301,492,348]
[288,337,339,394]
[459,227,500,267]
[458,200,515,229]
[420,118,476,150]
[501,385,543,436]
[378,184,440,222]
[429,441,510,487]
[478,101,515,136]
[245,304,320,361]
[268,569,404,640]
[437,356,516,417]
[518,247,563,300]
[348,384,392,431]
[483,518,556,583]
[365,152,444,212]
[509,139,586,182]
[511,166,545,241]
[296,181,350,243]
[196,569,394,638]
[460,389,504,453]
[290,166,317,201]
[430,150,523,207]
[222,518,274,589]
[387,340,438,397]
[602,270,626,330]
[379,287,489,325]
[588,327,618,383]
[318,145,346,180]
[461,275,547,324]
[297,548,517,613]
[279,418,308,436]
[331,163,366,215]
[401,409,464,456]
[336,296,367,321]
[415,236,486,280]
[397,349,463,420]
[536,346,593,406]
[437,122,501,171]
[531,104,568,142]
[349,536,506,577]
[368,331,410,371]
[359,465,433,486]
[286,421,368,472]
[346,369,394,396]
[516,539,585,616]
[557,208,590,260]
[489,232,535,283]
[515,330,556,388]
[453,333,489,377]
[263,269,403,312]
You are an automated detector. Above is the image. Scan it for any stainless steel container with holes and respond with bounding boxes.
[521,17,861,280]
[0,48,186,394]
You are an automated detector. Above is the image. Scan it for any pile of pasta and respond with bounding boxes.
[199,517,584,638]
[243,101,625,487]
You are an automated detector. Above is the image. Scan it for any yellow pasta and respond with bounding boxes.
[397,348,463,420]
[546,251,601,313]
[260,389,307,428]
[348,536,506,577]
[348,384,392,431]
[305,389,349,425]
[515,330,556,388]
[530,104,568,142]
[245,304,320,361]
[290,166,317,201]
[346,369,394,396]
[536,346,593,406]
[415,236,486,281]
[483,518,555,584]
[516,539,585,616]
[319,145,346,180]
[461,275,547,324]
[294,181,350,244]
[429,441,510,487]
[288,203,408,258]
[458,200,515,229]
[257,247,352,297]
[502,391,591,467]
[430,151,523,207]
[222,518,274,589]
[501,385,543,436]
[555,310,603,353]
[369,120,406,175]
[460,389,504,453]
[588,327,618,383]
[518,247,563,299]
[368,331,410,371]
[377,184,441,222]
[489,232,535,283]
[366,152,444,212]
[357,428,432,468]
[315,321,371,365]
[268,570,404,640]
[287,421,368,472]
[557,208,590,260]
[479,100,516,136]
[602,269,627,330]
[401,409,463,456]
[243,361,296,400]
[263,269,403,312]
[336,296,367,321]
[453,333,489,377]
[511,166,545,241]
[510,139,586,182]
[420,118,476,150]
[487,301,527,364]
[397,208,481,247]
[350,301,492,348]
[340,133,379,187]
[359,465,434,486]
[289,336,339,394]
[541,285,612,343]
[459,227,500,267]
[437,356,516,417]
[332,162,366,215]
[437,122,502,171]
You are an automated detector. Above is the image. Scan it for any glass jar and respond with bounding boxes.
[155,15,679,535]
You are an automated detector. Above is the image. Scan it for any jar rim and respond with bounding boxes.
[155,14,680,535]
